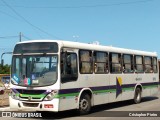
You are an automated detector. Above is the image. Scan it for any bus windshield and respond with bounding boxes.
[11,55,58,87]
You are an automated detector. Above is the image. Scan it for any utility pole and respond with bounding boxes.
[1,52,12,66]
[19,32,22,42]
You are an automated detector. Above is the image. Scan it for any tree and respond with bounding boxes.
[0,64,10,74]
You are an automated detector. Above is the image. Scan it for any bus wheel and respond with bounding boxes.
[134,88,142,104]
[79,94,91,115]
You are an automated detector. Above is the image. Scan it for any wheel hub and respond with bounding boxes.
[80,99,88,110]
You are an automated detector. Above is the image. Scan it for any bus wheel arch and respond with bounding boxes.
[134,85,142,104]
[77,88,93,115]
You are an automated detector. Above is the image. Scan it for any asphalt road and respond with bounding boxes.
[0,90,160,120]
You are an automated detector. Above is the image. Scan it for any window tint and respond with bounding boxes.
[110,53,122,73]
[14,42,58,54]
[94,52,108,74]
[79,50,92,74]
[153,57,157,73]
[123,54,134,73]
[15,58,20,76]
[22,58,26,76]
[144,57,152,73]
[61,52,78,82]
[12,55,58,86]
[135,56,144,73]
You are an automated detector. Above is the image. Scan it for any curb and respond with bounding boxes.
[0,107,10,111]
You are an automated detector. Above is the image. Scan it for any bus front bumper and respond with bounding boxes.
[9,96,59,112]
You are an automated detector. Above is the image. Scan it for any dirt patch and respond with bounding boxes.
[0,89,9,107]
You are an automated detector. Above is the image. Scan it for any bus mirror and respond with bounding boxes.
[1,59,4,66]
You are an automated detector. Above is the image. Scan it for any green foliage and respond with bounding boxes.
[0,64,10,74]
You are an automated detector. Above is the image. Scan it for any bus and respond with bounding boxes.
[9,40,159,114]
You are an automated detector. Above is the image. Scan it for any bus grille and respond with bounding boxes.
[16,89,46,94]
[15,89,46,101]
[22,102,39,107]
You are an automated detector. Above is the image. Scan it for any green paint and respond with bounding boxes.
[55,85,158,98]
[93,88,133,95]
[109,89,117,93]
[143,85,159,89]
[19,94,46,98]
[93,90,110,94]
[10,84,159,99]
[56,85,158,98]
[54,93,79,98]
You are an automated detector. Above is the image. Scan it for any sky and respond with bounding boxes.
[0,0,160,65]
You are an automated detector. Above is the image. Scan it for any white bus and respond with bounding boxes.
[9,40,159,114]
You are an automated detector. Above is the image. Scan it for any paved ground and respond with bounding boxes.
[0,89,9,107]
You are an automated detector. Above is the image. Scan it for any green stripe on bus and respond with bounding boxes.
[143,85,159,89]
[54,93,79,98]
[10,84,158,99]
[19,94,46,98]
[122,88,134,91]
[93,88,135,94]
[56,85,158,98]
[93,90,111,94]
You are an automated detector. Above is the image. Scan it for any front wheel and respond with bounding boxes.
[79,94,91,115]
[134,88,142,104]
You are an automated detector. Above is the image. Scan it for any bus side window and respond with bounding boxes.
[61,52,78,82]
[123,54,134,73]
[110,53,122,73]
[144,56,152,73]
[94,51,108,74]
[135,55,144,73]
[153,57,158,73]
[79,50,93,74]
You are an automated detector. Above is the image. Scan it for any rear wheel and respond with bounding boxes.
[79,94,91,115]
[134,88,142,104]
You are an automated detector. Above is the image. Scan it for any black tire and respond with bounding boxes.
[134,88,142,104]
[79,94,91,115]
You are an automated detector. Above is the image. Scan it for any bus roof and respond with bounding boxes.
[16,40,157,57]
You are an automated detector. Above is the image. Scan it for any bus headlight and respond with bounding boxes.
[10,90,19,100]
[43,90,58,101]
